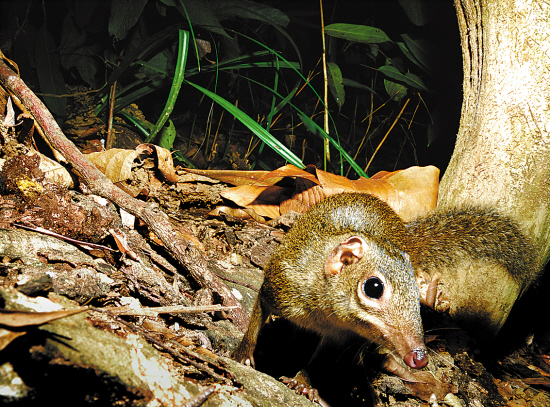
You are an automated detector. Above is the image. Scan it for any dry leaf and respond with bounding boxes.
[208,206,268,223]
[86,148,139,183]
[86,144,180,184]
[4,96,15,126]
[184,168,271,186]
[368,166,440,221]
[221,185,290,210]
[218,164,440,221]
[0,307,88,327]
[0,328,26,352]
[137,143,178,183]
[38,152,74,188]
[195,38,211,59]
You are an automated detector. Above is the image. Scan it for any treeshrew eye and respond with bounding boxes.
[363,277,384,299]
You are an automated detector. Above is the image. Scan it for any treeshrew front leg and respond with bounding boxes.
[231,296,268,367]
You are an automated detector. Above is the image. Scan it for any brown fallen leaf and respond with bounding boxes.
[138,143,179,183]
[86,148,139,183]
[208,206,268,223]
[184,168,271,186]
[219,164,440,221]
[0,328,26,352]
[86,144,179,184]
[36,152,74,188]
[0,307,88,327]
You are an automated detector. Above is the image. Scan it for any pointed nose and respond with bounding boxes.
[404,347,428,369]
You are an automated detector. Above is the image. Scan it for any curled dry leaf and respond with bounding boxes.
[0,307,88,327]
[86,144,179,184]
[86,148,139,183]
[137,143,178,183]
[216,164,440,221]
[37,152,74,188]
[208,205,269,223]
[0,328,26,352]
[195,38,212,59]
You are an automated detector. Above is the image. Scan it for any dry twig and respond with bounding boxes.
[0,58,248,330]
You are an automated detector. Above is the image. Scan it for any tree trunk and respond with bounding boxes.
[428,0,550,333]
[442,0,550,258]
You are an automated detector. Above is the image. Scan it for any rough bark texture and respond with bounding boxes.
[443,0,550,265]
[424,0,550,334]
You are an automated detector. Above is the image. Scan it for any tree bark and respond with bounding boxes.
[443,0,550,263]
[430,0,550,334]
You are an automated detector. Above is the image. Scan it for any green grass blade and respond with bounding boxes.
[176,0,201,70]
[295,111,366,178]
[229,30,350,175]
[118,110,153,136]
[185,80,305,169]
[228,72,367,178]
[149,29,189,140]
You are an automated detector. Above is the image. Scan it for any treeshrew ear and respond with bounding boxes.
[325,236,367,276]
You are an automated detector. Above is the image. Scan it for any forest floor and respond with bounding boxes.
[1,137,550,406]
[0,63,549,406]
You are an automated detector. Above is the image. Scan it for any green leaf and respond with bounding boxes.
[138,52,170,77]
[397,41,425,72]
[59,14,86,69]
[398,0,431,27]
[378,65,428,91]
[368,44,380,59]
[341,78,379,98]
[401,34,434,74]
[162,0,229,37]
[185,80,305,169]
[157,120,177,150]
[66,47,101,87]
[149,30,189,140]
[403,72,428,91]
[378,65,404,81]
[211,0,290,27]
[324,23,392,44]
[35,25,66,121]
[108,0,148,41]
[384,79,407,102]
[327,62,345,109]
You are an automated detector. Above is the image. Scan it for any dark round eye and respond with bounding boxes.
[363,277,384,299]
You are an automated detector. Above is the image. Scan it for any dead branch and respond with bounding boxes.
[0,58,248,331]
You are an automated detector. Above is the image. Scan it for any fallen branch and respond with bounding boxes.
[100,309,234,385]
[0,58,248,331]
[105,304,237,317]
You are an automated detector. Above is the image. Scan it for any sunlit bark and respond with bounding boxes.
[429,0,550,334]
[441,0,550,265]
